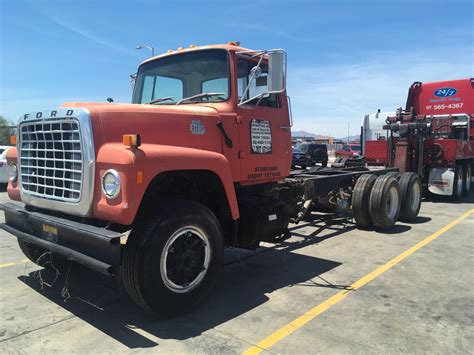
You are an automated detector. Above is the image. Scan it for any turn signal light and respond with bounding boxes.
[136,170,144,184]
[123,134,141,148]
[10,135,16,145]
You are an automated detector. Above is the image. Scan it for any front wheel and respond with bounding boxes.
[121,200,224,316]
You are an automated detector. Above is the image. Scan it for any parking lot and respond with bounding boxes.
[0,190,473,354]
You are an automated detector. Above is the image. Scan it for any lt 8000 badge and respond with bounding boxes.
[250,119,272,154]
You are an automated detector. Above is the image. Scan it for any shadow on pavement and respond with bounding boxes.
[408,216,432,224]
[374,224,412,235]
[18,212,348,349]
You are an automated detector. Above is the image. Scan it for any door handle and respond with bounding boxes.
[280,126,291,130]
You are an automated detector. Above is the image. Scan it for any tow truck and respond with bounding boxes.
[0,43,423,315]
[365,79,473,199]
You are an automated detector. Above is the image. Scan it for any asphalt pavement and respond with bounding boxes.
[0,190,473,354]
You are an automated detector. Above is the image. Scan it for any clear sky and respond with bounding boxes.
[1,0,473,137]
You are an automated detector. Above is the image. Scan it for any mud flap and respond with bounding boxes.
[428,167,454,196]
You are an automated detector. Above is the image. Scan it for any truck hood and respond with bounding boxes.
[61,102,223,153]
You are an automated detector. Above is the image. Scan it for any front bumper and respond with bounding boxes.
[0,202,123,275]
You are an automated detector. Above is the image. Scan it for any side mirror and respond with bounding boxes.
[130,73,137,94]
[267,50,286,93]
[250,66,262,79]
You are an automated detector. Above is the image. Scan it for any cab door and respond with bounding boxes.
[235,57,291,184]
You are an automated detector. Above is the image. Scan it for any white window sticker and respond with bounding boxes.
[250,119,272,154]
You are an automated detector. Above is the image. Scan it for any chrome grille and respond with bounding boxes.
[19,119,83,202]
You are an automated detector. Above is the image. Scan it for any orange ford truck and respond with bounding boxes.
[0,43,422,315]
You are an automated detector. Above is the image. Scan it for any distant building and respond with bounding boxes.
[313,135,334,144]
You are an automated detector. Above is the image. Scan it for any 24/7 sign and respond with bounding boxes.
[433,87,457,98]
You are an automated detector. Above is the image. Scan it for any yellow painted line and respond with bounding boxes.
[244,208,474,355]
[0,259,29,268]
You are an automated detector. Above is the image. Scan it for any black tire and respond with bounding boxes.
[321,160,328,168]
[462,163,471,196]
[369,175,401,230]
[17,239,68,270]
[332,157,347,168]
[352,174,377,228]
[398,172,422,222]
[121,200,224,316]
[452,164,463,200]
[385,171,400,180]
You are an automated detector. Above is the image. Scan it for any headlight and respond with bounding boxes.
[102,169,121,199]
[9,163,18,182]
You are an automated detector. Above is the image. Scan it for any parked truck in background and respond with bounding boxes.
[361,111,395,161]
[296,142,329,167]
[0,43,423,315]
[335,143,362,159]
[365,79,474,199]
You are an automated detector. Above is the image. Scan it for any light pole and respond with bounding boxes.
[347,122,350,143]
[136,45,155,57]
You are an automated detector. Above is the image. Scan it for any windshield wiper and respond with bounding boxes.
[147,96,175,105]
[176,92,225,105]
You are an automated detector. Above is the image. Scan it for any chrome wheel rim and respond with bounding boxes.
[410,182,421,211]
[160,226,211,293]
[386,186,399,220]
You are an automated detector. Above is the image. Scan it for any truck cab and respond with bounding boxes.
[1,43,293,315]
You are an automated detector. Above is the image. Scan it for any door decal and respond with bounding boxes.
[250,119,272,154]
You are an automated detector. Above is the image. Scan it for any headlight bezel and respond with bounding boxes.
[9,162,18,182]
[102,169,121,199]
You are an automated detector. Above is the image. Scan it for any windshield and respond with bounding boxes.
[132,49,230,105]
[351,145,361,151]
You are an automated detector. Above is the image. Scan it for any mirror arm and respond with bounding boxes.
[287,95,293,127]
[255,94,265,106]
[239,54,264,105]
[238,92,266,107]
